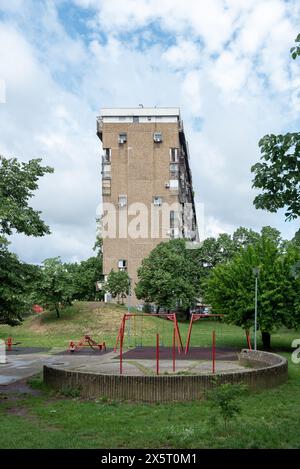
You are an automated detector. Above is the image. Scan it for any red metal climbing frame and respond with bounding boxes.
[185,313,224,354]
[114,313,184,375]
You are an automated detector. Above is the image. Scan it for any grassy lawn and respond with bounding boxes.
[0,301,297,351]
[0,302,300,448]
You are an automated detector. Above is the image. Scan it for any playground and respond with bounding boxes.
[0,309,257,385]
[0,307,287,404]
[0,302,298,448]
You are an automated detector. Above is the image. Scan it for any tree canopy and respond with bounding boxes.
[135,239,201,312]
[68,256,103,301]
[251,35,300,221]
[0,156,53,242]
[204,228,300,348]
[105,269,130,304]
[0,155,53,325]
[34,257,74,318]
[0,247,40,325]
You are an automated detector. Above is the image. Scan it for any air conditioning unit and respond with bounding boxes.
[118,196,127,207]
[118,260,127,269]
[165,182,170,189]
[153,197,162,206]
[118,133,127,144]
[153,132,162,143]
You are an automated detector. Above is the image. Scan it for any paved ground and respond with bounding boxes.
[0,346,245,385]
[121,346,239,361]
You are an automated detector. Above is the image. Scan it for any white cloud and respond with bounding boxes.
[1,0,300,266]
[162,40,201,69]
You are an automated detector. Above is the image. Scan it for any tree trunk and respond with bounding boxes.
[55,304,60,319]
[156,306,160,315]
[185,308,190,321]
[261,331,271,350]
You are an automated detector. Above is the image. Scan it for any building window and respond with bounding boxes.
[102,164,111,179]
[102,179,111,195]
[170,210,175,229]
[118,195,127,207]
[118,259,127,271]
[119,132,127,144]
[133,116,139,123]
[103,148,111,163]
[153,196,163,206]
[170,148,178,163]
[170,163,178,178]
[153,132,163,143]
[119,116,126,121]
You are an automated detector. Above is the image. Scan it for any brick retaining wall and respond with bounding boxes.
[43,349,288,402]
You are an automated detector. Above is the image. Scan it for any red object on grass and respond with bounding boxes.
[32,304,43,313]
[5,337,12,351]
[68,335,106,353]
[156,333,160,375]
[172,328,176,372]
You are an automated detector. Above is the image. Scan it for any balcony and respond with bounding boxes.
[96,116,103,141]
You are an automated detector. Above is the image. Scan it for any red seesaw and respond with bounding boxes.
[68,335,106,353]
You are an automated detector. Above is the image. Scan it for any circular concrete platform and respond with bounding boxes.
[43,349,288,402]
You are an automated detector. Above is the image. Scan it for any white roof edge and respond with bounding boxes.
[100,107,181,117]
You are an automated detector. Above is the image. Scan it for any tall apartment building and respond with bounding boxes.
[96,107,199,306]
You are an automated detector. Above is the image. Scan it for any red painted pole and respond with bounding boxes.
[119,316,126,375]
[246,331,252,350]
[212,330,216,374]
[172,328,176,372]
[120,330,123,375]
[185,314,194,354]
[174,314,184,351]
[156,333,159,375]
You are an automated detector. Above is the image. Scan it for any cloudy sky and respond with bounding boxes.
[0,0,300,264]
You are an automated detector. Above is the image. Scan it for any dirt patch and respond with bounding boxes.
[6,406,29,417]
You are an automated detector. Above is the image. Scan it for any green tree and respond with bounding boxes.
[70,256,104,301]
[251,35,300,220]
[93,234,103,257]
[194,228,260,293]
[207,383,247,432]
[0,156,53,242]
[104,269,130,304]
[0,247,40,325]
[232,227,260,250]
[135,239,201,314]
[292,228,300,247]
[35,257,74,318]
[0,155,53,324]
[204,228,300,348]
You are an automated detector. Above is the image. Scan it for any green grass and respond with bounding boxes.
[1,300,295,350]
[0,356,300,449]
[0,302,127,348]
[1,301,300,448]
